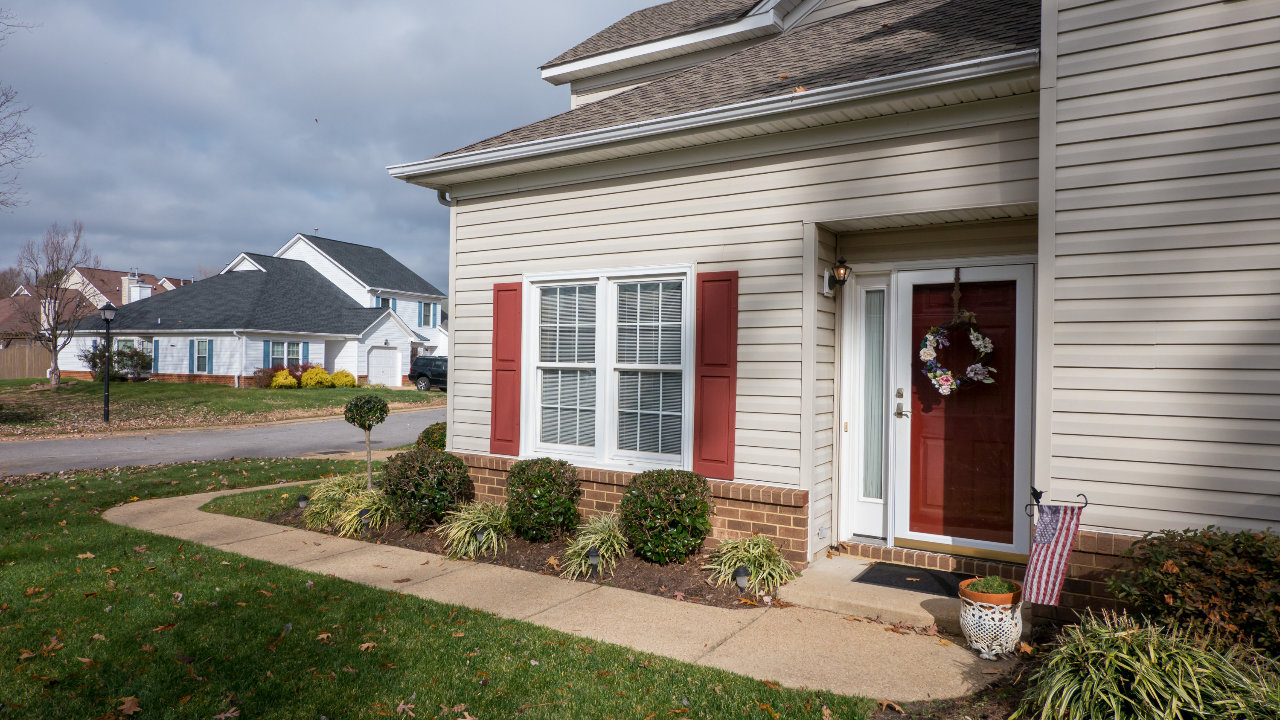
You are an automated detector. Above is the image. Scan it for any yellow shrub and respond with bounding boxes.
[270,370,298,389]
[331,370,357,388]
[300,367,333,388]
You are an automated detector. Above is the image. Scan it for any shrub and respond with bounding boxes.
[345,394,390,489]
[561,513,628,581]
[619,469,711,565]
[440,502,510,559]
[300,367,333,388]
[252,364,286,388]
[333,489,395,537]
[331,369,357,388]
[506,458,581,542]
[1107,526,1280,655]
[76,344,151,381]
[381,448,472,530]
[416,422,447,451]
[704,535,796,594]
[302,475,365,530]
[288,361,319,383]
[1013,612,1280,720]
[115,346,153,380]
[269,369,298,389]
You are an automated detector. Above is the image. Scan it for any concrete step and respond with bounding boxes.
[779,555,966,634]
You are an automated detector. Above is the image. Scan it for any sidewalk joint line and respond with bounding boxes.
[521,582,603,621]
[693,606,771,664]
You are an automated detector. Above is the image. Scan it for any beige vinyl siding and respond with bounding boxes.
[1046,0,1280,535]
[841,218,1037,264]
[447,102,1038,491]
[808,225,839,554]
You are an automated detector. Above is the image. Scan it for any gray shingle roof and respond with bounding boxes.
[299,234,444,297]
[446,0,1038,159]
[78,254,388,336]
[544,0,760,68]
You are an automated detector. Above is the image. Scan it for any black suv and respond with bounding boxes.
[408,356,448,391]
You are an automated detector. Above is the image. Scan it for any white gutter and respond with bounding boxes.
[367,287,447,301]
[389,49,1039,184]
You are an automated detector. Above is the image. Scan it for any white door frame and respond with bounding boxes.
[837,258,1035,555]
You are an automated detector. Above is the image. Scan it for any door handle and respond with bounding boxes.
[894,402,910,419]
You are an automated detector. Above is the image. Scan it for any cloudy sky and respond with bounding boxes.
[0,0,653,291]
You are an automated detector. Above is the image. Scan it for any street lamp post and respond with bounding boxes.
[100,302,117,423]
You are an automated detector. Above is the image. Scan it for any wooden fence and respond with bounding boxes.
[0,339,52,380]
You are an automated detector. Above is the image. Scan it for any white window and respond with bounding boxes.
[287,342,301,368]
[524,266,693,471]
[270,342,285,367]
[115,339,135,351]
[196,339,211,373]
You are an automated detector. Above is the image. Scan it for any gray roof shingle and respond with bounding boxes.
[446,0,1038,159]
[78,254,388,336]
[299,234,444,297]
[544,0,760,68]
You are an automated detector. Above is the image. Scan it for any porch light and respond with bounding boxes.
[733,565,750,592]
[297,494,309,509]
[830,257,851,287]
[100,302,118,322]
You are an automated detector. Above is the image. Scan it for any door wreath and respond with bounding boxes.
[918,270,997,396]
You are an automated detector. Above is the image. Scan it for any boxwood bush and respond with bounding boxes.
[619,469,712,565]
[381,448,472,531]
[506,457,581,542]
[1107,526,1280,655]
[416,422,447,451]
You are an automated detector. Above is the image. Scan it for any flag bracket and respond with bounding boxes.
[1025,493,1088,518]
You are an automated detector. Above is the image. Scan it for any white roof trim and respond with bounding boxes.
[541,10,784,85]
[368,287,447,301]
[390,50,1040,185]
[220,253,264,274]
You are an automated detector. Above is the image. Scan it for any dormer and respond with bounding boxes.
[543,0,814,108]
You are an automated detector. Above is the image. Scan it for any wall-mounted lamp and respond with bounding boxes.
[823,257,851,297]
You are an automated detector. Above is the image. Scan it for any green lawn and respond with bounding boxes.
[0,460,872,720]
[0,379,443,438]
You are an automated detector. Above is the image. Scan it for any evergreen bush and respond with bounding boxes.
[619,469,712,565]
[269,370,298,389]
[416,422,447,451]
[505,457,581,542]
[331,369,357,388]
[381,448,472,530]
[300,366,333,388]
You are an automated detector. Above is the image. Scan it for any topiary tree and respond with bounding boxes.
[344,394,390,489]
[619,469,712,565]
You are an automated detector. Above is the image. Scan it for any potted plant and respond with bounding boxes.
[957,575,1024,660]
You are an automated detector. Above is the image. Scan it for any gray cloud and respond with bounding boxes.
[0,0,651,290]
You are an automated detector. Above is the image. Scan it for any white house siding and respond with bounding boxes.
[1043,0,1280,535]
[385,295,448,355]
[324,339,357,375]
[277,238,371,306]
[358,316,412,384]
[446,98,1038,496]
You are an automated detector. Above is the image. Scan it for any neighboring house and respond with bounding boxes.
[388,0,1280,614]
[0,290,93,379]
[59,234,448,386]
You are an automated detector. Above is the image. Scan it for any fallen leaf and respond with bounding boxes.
[23,587,43,597]
[152,623,175,633]
[877,699,904,714]
[736,598,758,606]
[17,649,35,661]
[392,578,411,584]
[937,638,952,647]
[315,632,333,643]
[452,632,465,638]
[119,696,142,715]
[777,73,790,79]
[793,85,807,93]
[843,615,867,623]
[672,591,685,602]
[396,701,416,717]
[213,708,240,719]
[77,552,95,559]
[758,703,780,719]
[822,705,833,720]
[360,642,377,652]
[76,657,95,665]
[141,644,155,652]
[1018,641,1035,655]
[91,633,106,641]
[760,680,780,690]
[257,590,272,597]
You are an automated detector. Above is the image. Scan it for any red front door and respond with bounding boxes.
[908,280,1018,545]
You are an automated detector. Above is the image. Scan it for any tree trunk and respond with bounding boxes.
[365,428,373,490]
[48,351,60,389]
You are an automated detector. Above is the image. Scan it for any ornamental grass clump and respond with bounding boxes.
[704,534,796,594]
[1013,611,1280,720]
[1107,526,1280,655]
[416,422,447,451]
[561,513,628,581]
[300,367,334,388]
[505,458,581,542]
[381,447,472,530]
[331,369,357,388]
[270,370,298,389]
[333,489,395,538]
[440,501,510,559]
[619,469,712,565]
[302,475,366,530]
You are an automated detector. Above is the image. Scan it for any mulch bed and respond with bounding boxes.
[266,507,765,610]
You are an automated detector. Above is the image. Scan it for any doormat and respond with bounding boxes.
[852,562,969,598]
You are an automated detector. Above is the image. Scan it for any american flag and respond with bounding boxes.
[1023,504,1084,605]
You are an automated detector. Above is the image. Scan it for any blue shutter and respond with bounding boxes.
[433,302,440,328]
[152,340,159,372]
[417,301,423,327]
[206,339,213,373]
[391,298,397,313]
[188,339,195,374]
[302,342,309,364]
[263,341,271,369]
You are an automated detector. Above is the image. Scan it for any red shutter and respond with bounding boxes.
[693,271,738,479]
[490,282,522,456]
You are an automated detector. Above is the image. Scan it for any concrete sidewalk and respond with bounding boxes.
[103,486,1013,702]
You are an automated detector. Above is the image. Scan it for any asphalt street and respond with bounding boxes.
[0,407,445,475]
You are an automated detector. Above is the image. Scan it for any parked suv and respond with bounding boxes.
[408,355,448,391]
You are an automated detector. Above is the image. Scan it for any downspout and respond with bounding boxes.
[232,330,244,388]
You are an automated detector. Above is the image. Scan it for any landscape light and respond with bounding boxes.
[733,565,750,592]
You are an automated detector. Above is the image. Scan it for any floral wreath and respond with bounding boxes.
[919,311,996,396]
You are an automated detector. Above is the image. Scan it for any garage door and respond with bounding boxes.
[367,347,400,387]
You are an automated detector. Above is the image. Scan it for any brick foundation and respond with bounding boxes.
[148,373,239,386]
[457,453,810,568]
[837,528,1135,620]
